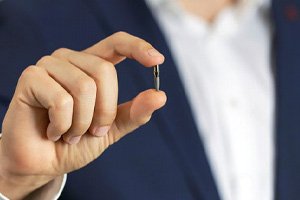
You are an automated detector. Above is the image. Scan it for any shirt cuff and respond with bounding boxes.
[0,175,67,200]
[0,134,67,200]
[0,193,9,200]
[54,174,67,199]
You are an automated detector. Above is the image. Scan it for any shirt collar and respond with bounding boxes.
[145,0,271,38]
[145,0,270,15]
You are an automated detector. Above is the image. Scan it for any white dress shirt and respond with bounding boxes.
[145,0,274,200]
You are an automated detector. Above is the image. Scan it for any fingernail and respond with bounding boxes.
[93,126,110,137]
[148,49,163,57]
[68,136,81,145]
[50,135,61,142]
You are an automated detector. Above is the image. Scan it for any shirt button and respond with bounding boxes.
[285,5,299,21]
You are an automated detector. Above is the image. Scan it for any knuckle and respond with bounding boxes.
[52,48,70,57]
[113,31,129,38]
[101,61,115,71]
[54,92,74,111]
[20,66,41,81]
[21,65,37,76]
[36,55,54,66]
[52,47,71,57]
[93,62,116,81]
[75,76,97,95]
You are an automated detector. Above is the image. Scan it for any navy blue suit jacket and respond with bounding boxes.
[1,0,300,199]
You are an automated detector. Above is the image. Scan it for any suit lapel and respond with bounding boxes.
[272,0,300,199]
[82,0,220,199]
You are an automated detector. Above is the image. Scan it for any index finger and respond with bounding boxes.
[84,32,165,67]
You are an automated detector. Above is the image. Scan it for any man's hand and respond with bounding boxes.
[0,32,167,199]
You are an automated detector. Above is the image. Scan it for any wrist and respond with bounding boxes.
[0,171,53,200]
[24,175,66,200]
[0,138,54,200]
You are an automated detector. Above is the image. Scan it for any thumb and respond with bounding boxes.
[110,89,167,142]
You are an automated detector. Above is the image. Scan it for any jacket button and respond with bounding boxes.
[285,5,299,21]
